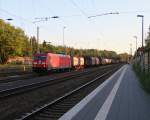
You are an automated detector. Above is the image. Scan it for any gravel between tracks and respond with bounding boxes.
[0,64,122,120]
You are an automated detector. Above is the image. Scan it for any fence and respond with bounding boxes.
[7,56,32,65]
[143,50,150,72]
[135,48,150,72]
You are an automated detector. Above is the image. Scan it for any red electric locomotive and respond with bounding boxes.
[32,53,71,72]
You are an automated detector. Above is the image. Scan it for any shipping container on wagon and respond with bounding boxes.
[79,57,84,69]
[101,58,112,65]
[72,56,84,70]
[91,57,96,66]
[84,56,92,67]
[101,58,107,65]
[72,56,80,69]
[95,57,100,65]
[47,53,71,70]
[108,59,112,64]
[98,56,102,65]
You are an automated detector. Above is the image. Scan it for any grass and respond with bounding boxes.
[0,64,32,73]
[0,64,32,68]
[133,62,150,93]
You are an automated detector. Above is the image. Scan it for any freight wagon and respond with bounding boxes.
[32,52,118,73]
[72,56,84,70]
[84,56,101,67]
[84,56,92,67]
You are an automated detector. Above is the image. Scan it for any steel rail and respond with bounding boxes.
[0,65,113,99]
[20,68,117,120]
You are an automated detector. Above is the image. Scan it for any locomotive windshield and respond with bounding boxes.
[34,56,46,60]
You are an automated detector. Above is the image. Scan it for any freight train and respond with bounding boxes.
[32,52,117,72]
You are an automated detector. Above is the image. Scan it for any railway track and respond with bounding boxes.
[0,65,115,99]
[0,73,38,83]
[0,69,32,77]
[20,66,119,120]
[0,64,114,84]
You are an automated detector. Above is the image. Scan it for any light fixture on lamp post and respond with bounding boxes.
[137,15,144,48]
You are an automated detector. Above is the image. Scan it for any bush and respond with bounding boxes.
[9,61,23,65]
[133,62,150,93]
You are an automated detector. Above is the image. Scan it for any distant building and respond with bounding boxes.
[7,56,32,64]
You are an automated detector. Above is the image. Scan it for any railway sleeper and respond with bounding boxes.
[43,110,66,114]
[57,101,78,105]
[46,107,69,112]
[58,101,79,105]
[52,104,74,108]
[35,116,57,120]
[39,112,64,118]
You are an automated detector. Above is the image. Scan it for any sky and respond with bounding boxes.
[0,0,150,54]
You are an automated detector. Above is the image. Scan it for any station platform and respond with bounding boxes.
[59,65,150,120]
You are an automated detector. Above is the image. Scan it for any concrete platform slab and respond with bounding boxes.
[59,65,150,120]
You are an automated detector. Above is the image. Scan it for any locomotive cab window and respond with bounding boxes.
[34,56,46,60]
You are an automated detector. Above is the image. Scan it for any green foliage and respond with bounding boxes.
[118,53,129,62]
[133,62,150,93]
[0,20,30,64]
[145,26,150,49]
[37,43,119,59]
[30,36,37,54]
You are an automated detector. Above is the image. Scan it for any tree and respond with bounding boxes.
[145,26,150,49]
[118,53,129,62]
[108,51,118,59]
[30,36,37,54]
[0,20,29,64]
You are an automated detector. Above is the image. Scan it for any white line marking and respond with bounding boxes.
[94,66,127,120]
[59,65,126,120]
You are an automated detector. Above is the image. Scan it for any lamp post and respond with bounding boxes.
[133,36,137,52]
[37,26,39,53]
[137,15,144,48]
[137,15,144,71]
[130,43,132,56]
[63,26,66,54]
[33,16,59,53]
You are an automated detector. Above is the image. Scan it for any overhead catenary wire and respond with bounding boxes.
[88,9,150,18]
[1,5,150,39]
[0,8,34,25]
[42,1,68,27]
[119,9,150,14]
[0,8,54,34]
[1,6,150,24]
[69,0,88,18]
[88,12,119,18]
[0,7,59,30]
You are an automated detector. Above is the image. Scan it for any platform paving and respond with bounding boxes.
[59,65,150,120]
